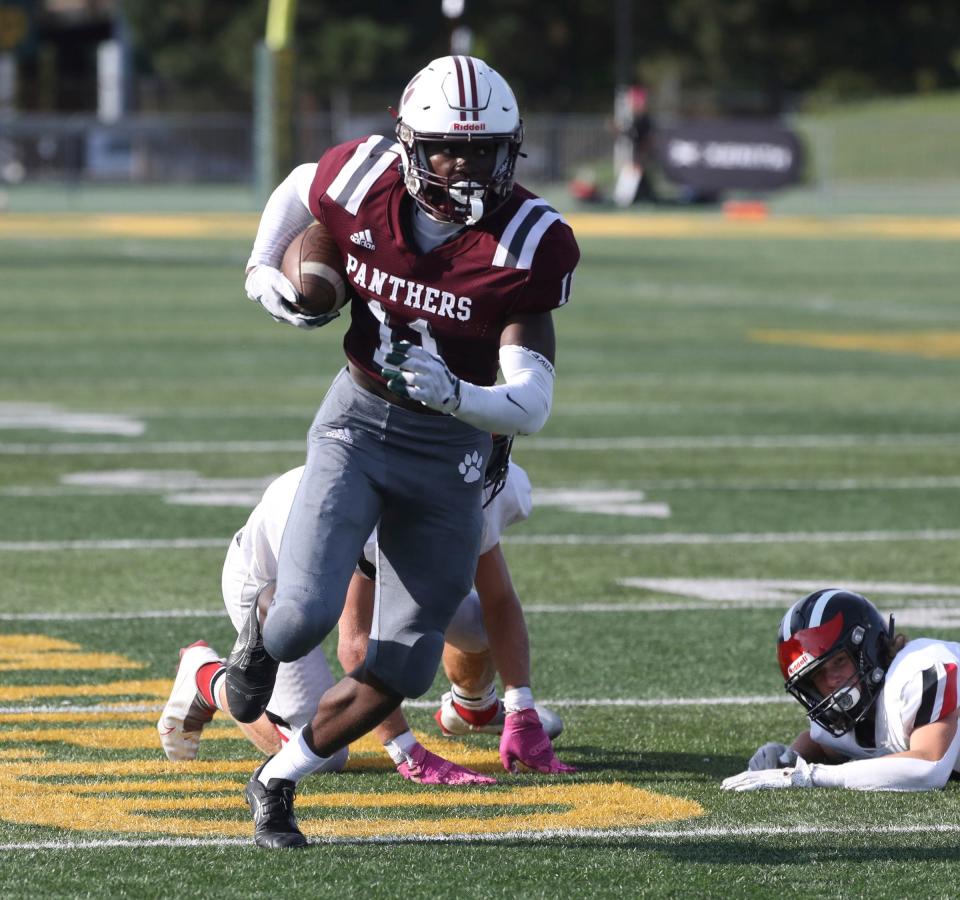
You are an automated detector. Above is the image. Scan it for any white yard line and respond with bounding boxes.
[4,529,960,552]
[505,529,960,545]
[0,703,166,714]
[0,440,305,455]
[0,608,227,620]
[3,433,960,455]
[527,434,960,450]
[0,696,790,715]
[5,596,957,621]
[627,476,960,492]
[0,538,227,551]
[8,474,960,499]
[2,822,958,850]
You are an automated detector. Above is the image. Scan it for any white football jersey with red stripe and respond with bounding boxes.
[811,638,960,768]
[221,467,304,628]
[478,461,531,556]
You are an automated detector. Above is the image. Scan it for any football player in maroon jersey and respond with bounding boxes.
[236,56,579,847]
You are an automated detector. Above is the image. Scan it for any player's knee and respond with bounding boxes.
[390,667,437,700]
[337,630,368,672]
[444,590,489,654]
[370,630,445,699]
[263,599,339,662]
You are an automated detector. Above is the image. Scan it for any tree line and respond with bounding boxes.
[120,0,960,113]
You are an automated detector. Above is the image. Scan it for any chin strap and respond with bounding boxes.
[464,195,484,225]
[449,181,485,226]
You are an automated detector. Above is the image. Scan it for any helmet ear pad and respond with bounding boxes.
[396,136,423,199]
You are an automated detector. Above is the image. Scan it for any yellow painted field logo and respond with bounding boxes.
[1,212,959,242]
[0,634,703,839]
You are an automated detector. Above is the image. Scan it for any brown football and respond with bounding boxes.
[280,222,350,316]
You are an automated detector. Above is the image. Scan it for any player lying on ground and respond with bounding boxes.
[158,449,571,783]
[722,588,960,792]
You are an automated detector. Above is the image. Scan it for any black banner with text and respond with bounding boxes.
[656,121,805,191]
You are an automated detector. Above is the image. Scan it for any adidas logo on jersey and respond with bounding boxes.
[350,229,375,250]
[324,428,354,445]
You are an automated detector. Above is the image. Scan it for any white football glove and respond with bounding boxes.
[244,265,339,330]
[382,342,461,414]
[722,756,814,791]
[747,742,799,771]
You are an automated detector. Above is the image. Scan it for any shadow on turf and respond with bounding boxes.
[374,838,960,865]
[618,840,960,866]
[568,746,745,782]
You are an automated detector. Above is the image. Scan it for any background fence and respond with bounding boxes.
[2,105,959,213]
[0,112,620,185]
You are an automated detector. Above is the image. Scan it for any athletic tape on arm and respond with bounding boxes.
[455,344,555,436]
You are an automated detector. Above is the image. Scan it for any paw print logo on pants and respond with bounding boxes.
[458,450,484,484]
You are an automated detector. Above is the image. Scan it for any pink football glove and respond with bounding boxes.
[499,708,577,774]
[397,742,496,786]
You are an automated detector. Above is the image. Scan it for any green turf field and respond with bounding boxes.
[2,209,960,898]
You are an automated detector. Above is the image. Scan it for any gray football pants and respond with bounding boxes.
[264,367,491,698]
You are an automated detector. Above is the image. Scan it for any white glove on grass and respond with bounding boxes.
[722,757,814,791]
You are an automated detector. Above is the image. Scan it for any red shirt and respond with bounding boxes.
[309,135,579,387]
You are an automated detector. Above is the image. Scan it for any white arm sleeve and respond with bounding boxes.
[455,345,555,436]
[809,727,960,791]
[246,163,318,270]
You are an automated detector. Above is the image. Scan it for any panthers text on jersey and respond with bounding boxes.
[810,638,960,770]
[308,135,580,387]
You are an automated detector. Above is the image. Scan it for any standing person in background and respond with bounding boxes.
[613,85,657,207]
[234,55,579,847]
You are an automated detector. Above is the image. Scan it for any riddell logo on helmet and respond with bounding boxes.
[451,122,487,132]
[787,652,814,677]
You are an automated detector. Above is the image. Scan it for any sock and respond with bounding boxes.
[259,727,341,785]
[450,682,498,709]
[384,729,419,765]
[504,686,535,713]
[273,720,293,744]
[196,662,226,711]
[451,682,499,726]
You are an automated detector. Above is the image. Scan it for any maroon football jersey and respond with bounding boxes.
[309,135,579,387]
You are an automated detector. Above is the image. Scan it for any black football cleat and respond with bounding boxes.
[244,759,307,849]
[224,605,279,723]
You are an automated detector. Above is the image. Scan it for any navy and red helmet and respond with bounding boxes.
[777,589,895,736]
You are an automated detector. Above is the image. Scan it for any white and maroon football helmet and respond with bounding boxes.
[395,56,523,226]
[777,589,895,736]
